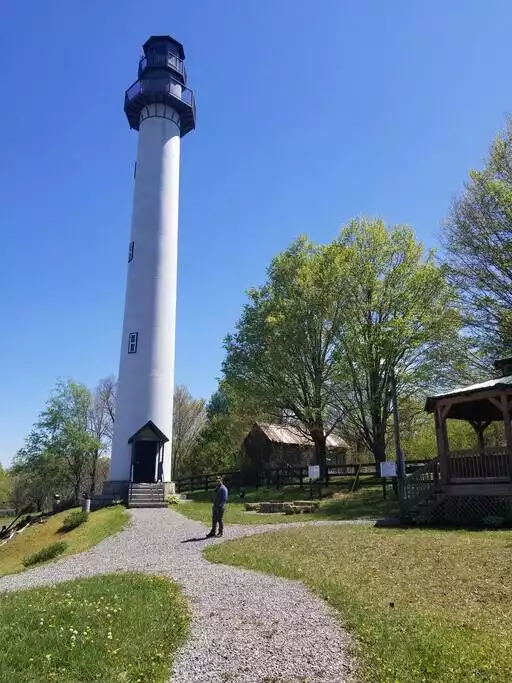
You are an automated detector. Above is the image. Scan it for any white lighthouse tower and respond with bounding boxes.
[106,35,195,504]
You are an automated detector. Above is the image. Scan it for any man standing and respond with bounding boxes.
[206,477,228,538]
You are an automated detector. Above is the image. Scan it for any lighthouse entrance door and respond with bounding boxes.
[132,441,158,482]
[128,421,170,484]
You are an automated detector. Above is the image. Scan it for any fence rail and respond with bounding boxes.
[174,460,432,494]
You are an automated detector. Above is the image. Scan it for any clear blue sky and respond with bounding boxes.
[0,1,510,465]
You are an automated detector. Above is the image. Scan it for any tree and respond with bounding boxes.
[14,380,100,507]
[11,430,69,511]
[88,376,116,495]
[0,465,11,505]
[39,380,100,503]
[223,237,348,471]
[172,385,206,478]
[189,382,263,475]
[332,218,462,465]
[444,117,512,365]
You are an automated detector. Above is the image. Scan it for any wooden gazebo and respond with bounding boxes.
[403,358,512,524]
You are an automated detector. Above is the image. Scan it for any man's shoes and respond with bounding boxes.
[216,532,223,537]
[205,531,215,538]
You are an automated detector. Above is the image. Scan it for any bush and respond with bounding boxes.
[167,494,181,505]
[482,515,505,529]
[60,510,89,533]
[22,541,68,567]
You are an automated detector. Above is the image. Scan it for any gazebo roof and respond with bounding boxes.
[425,375,512,421]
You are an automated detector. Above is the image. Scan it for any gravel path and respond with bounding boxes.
[0,509,356,682]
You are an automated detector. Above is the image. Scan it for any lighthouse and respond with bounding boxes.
[105,35,195,504]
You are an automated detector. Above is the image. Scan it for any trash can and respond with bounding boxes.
[82,497,91,514]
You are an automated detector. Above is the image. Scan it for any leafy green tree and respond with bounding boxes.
[39,380,100,503]
[444,117,512,365]
[0,465,11,505]
[223,237,348,471]
[333,218,462,465]
[11,433,68,511]
[223,219,462,469]
[13,380,100,507]
[186,382,263,476]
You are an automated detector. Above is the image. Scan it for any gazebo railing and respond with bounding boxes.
[447,446,510,481]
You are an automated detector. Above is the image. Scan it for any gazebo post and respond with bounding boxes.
[476,424,485,455]
[500,394,512,480]
[435,406,448,484]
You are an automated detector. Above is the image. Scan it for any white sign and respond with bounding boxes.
[308,465,320,480]
[380,461,397,478]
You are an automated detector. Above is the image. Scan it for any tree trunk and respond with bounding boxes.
[311,428,327,478]
[89,449,99,497]
[74,478,81,507]
[373,430,387,473]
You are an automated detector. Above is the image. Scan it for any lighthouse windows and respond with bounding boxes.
[128,241,135,262]
[128,332,138,354]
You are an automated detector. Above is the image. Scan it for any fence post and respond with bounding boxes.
[325,467,330,488]
[205,475,209,492]
[299,468,303,488]
[276,469,280,490]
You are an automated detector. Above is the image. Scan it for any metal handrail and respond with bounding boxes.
[125,76,195,109]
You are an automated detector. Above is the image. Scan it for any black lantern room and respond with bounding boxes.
[124,35,196,136]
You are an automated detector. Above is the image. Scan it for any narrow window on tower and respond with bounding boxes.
[128,241,134,262]
[128,332,138,354]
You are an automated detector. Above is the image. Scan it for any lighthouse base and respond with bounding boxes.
[92,480,175,510]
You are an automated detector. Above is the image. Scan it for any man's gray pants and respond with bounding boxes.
[211,504,225,534]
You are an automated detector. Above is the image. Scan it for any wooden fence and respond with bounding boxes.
[174,460,432,494]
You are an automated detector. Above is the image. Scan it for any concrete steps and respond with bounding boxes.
[128,483,166,509]
[129,501,168,508]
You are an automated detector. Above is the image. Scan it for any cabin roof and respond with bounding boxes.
[253,422,348,449]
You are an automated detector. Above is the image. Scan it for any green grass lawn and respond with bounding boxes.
[206,525,512,682]
[0,506,128,577]
[177,485,397,525]
[0,573,188,683]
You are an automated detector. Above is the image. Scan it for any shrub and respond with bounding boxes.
[22,541,68,567]
[167,494,181,505]
[60,510,89,533]
[482,515,505,529]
